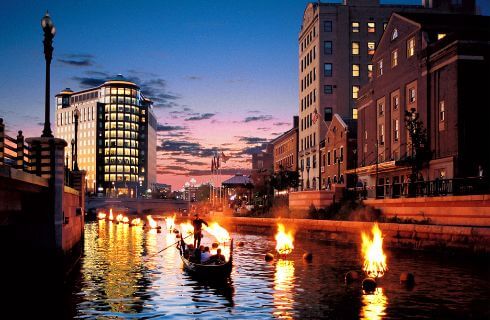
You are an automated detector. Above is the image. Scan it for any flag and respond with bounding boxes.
[221,151,230,163]
[211,158,215,173]
[312,108,320,124]
[216,154,220,169]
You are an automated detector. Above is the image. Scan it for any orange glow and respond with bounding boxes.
[165,215,176,231]
[361,223,387,278]
[147,215,158,229]
[97,212,106,220]
[122,216,129,223]
[360,287,388,320]
[131,218,141,226]
[108,208,114,221]
[180,222,194,237]
[275,223,294,255]
[116,214,124,222]
[203,222,231,243]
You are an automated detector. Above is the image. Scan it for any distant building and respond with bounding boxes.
[355,12,490,195]
[298,0,475,190]
[252,144,274,172]
[321,114,357,189]
[55,75,157,196]
[153,183,172,198]
[271,116,299,173]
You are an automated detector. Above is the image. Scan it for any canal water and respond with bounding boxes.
[67,220,490,319]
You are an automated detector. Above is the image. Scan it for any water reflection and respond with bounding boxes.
[274,259,295,319]
[360,287,388,320]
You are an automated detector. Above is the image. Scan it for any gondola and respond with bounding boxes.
[178,238,233,278]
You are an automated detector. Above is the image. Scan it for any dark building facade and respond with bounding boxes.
[355,12,490,194]
[272,116,299,173]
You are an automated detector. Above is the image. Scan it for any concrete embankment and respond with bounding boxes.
[214,216,490,254]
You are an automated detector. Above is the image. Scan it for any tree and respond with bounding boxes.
[270,165,300,191]
[405,108,430,181]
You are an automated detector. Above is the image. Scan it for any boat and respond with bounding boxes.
[178,238,233,278]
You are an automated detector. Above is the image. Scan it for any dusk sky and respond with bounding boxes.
[1,0,488,190]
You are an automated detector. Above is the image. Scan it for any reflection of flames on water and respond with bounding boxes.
[131,218,141,226]
[116,214,124,222]
[203,222,231,243]
[165,215,176,231]
[97,212,106,219]
[360,287,388,320]
[273,259,295,319]
[108,209,114,221]
[361,223,387,278]
[147,215,158,229]
[275,223,294,255]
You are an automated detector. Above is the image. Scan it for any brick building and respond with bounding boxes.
[355,12,490,196]
[272,116,299,173]
[321,114,357,189]
[252,144,274,172]
[297,0,475,190]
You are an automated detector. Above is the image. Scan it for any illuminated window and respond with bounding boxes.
[353,108,358,119]
[324,41,332,55]
[407,37,415,57]
[352,22,359,33]
[352,64,360,77]
[391,28,398,40]
[368,64,373,79]
[324,63,332,77]
[393,119,399,141]
[368,42,376,55]
[352,85,360,99]
[437,33,446,40]
[379,124,384,145]
[409,88,416,103]
[377,60,383,76]
[352,42,359,55]
[393,95,399,110]
[440,101,445,121]
[378,101,384,116]
[367,22,375,33]
[391,49,398,67]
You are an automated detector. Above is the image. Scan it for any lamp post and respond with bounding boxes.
[41,12,56,138]
[306,165,310,190]
[70,139,75,170]
[73,107,80,171]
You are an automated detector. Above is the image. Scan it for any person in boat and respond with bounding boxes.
[201,246,212,263]
[208,248,226,264]
[192,213,208,248]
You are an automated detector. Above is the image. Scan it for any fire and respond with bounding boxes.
[108,209,114,221]
[180,222,194,237]
[147,215,158,229]
[275,223,294,255]
[131,218,141,226]
[97,212,106,220]
[116,214,124,222]
[122,216,129,223]
[165,215,176,231]
[203,222,231,243]
[361,223,387,278]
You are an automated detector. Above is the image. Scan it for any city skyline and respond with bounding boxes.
[1,0,489,190]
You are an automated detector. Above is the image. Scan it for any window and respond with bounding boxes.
[379,124,384,145]
[407,37,415,57]
[409,88,416,103]
[353,108,358,119]
[327,151,331,165]
[352,64,360,77]
[391,28,398,40]
[393,95,399,110]
[391,49,398,67]
[352,85,360,99]
[384,22,388,30]
[324,63,332,77]
[324,21,332,32]
[368,64,373,79]
[368,22,376,33]
[352,42,360,55]
[324,85,333,94]
[440,101,445,121]
[324,107,333,121]
[393,119,399,141]
[377,60,383,76]
[352,22,360,33]
[378,101,384,116]
[368,42,376,55]
[324,41,333,55]
[437,33,446,40]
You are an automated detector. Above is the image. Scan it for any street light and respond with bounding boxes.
[41,12,56,138]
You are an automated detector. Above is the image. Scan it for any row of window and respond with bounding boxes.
[301,26,317,52]
[300,154,317,172]
[276,154,294,169]
[104,131,139,139]
[104,165,139,173]
[69,91,99,104]
[301,89,316,111]
[104,139,139,148]
[301,133,317,151]
[104,157,139,165]
[104,148,140,156]
[376,37,416,77]
[105,104,144,114]
[352,21,381,34]
[301,46,316,72]
[103,87,138,97]
[301,68,316,92]
[57,106,95,126]
[351,41,376,56]
[105,122,140,131]
[103,174,139,182]
[275,140,294,156]
[325,147,344,166]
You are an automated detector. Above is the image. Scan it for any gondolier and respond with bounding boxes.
[192,213,208,248]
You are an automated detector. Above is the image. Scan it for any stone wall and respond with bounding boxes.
[215,216,490,254]
[289,188,344,217]
[363,195,490,227]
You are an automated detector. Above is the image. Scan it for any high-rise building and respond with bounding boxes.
[298,0,475,190]
[55,75,157,196]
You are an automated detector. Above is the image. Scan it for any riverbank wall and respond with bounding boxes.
[214,216,490,254]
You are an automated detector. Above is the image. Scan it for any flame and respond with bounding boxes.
[97,212,106,220]
[203,222,231,243]
[361,223,387,278]
[147,215,158,229]
[108,209,114,221]
[180,222,194,237]
[274,259,295,319]
[275,223,294,255]
[131,218,141,226]
[122,216,129,223]
[165,215,176,231]
[360,287,388,320]
[116,214,124,222]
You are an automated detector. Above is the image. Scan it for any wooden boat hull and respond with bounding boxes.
[179,239,233,278]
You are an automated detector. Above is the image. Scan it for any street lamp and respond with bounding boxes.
[70,139,75,170]
[41,12,56,138]
[73,107,80,171]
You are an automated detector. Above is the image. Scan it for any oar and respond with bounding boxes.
[145,232,194,260]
